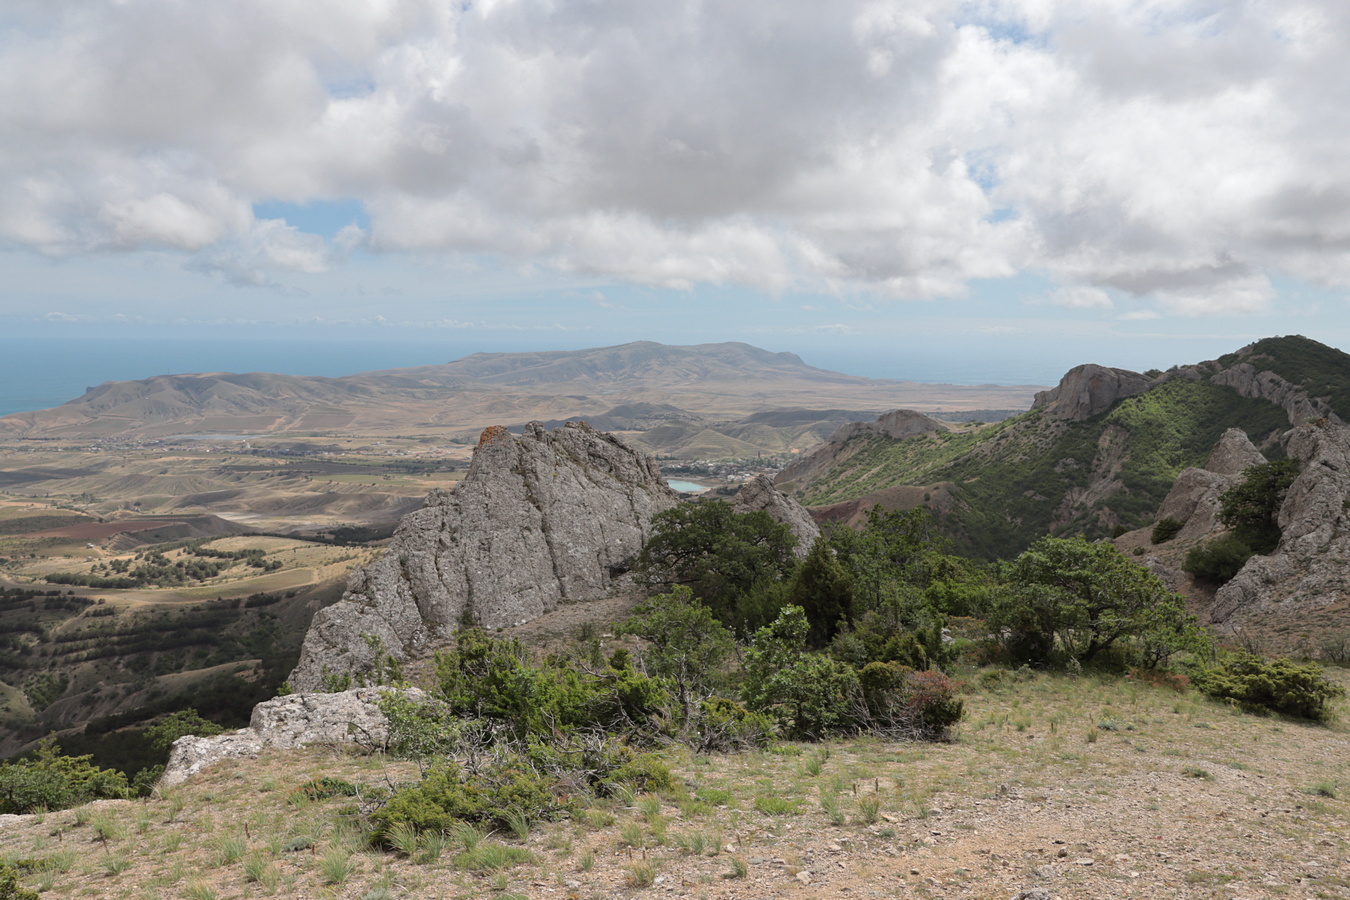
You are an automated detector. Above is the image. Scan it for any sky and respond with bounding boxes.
[3,0,1350,383]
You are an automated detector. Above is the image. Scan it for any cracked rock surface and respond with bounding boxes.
[289,422,678,690]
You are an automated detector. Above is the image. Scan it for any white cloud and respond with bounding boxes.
[1,0,1349,318]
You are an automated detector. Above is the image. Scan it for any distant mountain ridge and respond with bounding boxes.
[779,335,1347,558]
[0,341,1044,451]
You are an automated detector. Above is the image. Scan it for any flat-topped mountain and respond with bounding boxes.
[0,341,1043,447]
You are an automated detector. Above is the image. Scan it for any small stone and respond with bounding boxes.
[1056,848,1068,858]
[1011,890,1053,900]
[1073,858,1095,866]
[795,871,812,884]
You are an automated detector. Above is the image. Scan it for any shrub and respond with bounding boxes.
[1193,654,1345,722]
[743,607,964,740]
[688,697,774,754]
[636,503,799,619]
[0,864,37,900]
[0,740,129,814]
[372,758,565,838]
[1151,517,1183,544]
[741,607,863,739]
[144,709,226,752]
[1182,534,1254,586]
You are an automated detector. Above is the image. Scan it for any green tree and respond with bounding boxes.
[740,606,862,740]
[787,537,854,646]
[993,536,1206,667]
[637,502,798,622]
[1217,459,1299,553]
[621,586,735,722]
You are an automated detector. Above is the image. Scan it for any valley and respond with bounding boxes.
[0,336,1348,900]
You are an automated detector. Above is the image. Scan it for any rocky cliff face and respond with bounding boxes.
[288,422,678,691]
[1209,363,1342,425]
[1209,422,1350,627]
[1032,364,1155,422]
[731,474,820,555]
[1152,428,1267,545]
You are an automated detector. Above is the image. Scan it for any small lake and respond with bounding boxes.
[665,479,709,493]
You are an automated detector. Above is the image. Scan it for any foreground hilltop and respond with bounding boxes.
[0,341,1040,452]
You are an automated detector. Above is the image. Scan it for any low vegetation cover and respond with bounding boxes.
[0,739,128,814]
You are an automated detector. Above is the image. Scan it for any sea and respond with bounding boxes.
[0,333,1058,418]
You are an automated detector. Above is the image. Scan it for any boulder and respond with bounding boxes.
[731,474,820,556]
[288,422,678,691]
[1032,364,1153,422]
[160,687,395,787]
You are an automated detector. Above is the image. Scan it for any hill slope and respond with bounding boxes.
[782,336,1345,558]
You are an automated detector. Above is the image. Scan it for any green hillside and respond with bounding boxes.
[800,367,1296,559]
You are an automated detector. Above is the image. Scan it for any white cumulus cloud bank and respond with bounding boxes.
[1,0,1349,309]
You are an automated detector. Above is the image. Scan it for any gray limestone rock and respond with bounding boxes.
[1210,363,1341,425]
[1154,429,1267,544]
[289,422,678,691]
[1212,422,1350,625]
[160,687,396,787]
[732,474,821,556]
[1032,364,1153,422]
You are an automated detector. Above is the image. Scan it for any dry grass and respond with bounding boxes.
[1,669,1346,899]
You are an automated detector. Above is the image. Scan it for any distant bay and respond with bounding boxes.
[0,334,490,418]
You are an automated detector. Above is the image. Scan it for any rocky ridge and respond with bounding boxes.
[731,474,821,555]
[288,422,678,691]
[774,409,948,493]
[1210,363,1342,425]
[1210,421,1350,627]
[1151,428,1267,546]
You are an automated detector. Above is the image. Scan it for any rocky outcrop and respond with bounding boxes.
[1032,364,1154,422]
[1209,363,1341,425]
[160,688,395,787]
[775,409,947,492]
[288,422,678,691]
[731,474,820,555]
[1154,429,1267,544]
[1210,422,1350,626]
